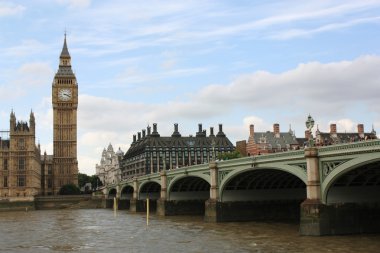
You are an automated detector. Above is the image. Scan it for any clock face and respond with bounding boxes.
[58,88,72,101]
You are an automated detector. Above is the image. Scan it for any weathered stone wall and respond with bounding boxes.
[300,201,380,235]
[0,200,35,211]
[35,195,104,210]
[207,200,302,222]
[118,198,130,210]
[158,200,205,216]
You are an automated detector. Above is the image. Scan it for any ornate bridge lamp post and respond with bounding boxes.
[305,114,315,147]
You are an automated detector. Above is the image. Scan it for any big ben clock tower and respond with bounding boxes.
[52,34,78,194]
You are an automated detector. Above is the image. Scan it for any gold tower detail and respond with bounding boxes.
[52,35,79,194]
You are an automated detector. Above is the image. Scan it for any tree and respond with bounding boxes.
[218,150,242,160]
[78,173,91,188]
[59,184,80,195]
[90,175,102,190]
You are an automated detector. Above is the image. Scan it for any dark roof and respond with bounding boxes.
[124,135,234,159]
[55,66,74,77]
[252,131,299,147]
[316,131,377,144]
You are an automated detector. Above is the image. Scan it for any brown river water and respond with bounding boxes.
[0,209,379,253]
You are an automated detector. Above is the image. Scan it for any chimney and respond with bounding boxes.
[249,124,254,137]
[196,123,206,137]
[358,124,364,138]
[133,135,136,143]
[151,123,160,137]
[330,124,337,134]
[172,123,181,137]
[138,132,141,141]
[142,129,146,138]
[209,127,215,137]
[216,124,225,137]
[273,123,280,138]
[147,126,151,136]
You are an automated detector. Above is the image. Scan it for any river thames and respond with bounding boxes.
[0,209,379,253]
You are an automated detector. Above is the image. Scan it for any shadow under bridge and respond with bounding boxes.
[220,168,306,222]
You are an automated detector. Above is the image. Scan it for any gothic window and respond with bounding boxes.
[3,159,8,170]
[17,176,25,187]
[3,176,7,187]
[48,165,52,175]
[18,158,25,170]
[48,179,52,188]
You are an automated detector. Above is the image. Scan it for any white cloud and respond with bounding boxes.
[0,2,25,17]
[56,0,91,9]
[2,40,47,57]
[195,55,380,116]
[330,119,356,133]
[16,62,54,87]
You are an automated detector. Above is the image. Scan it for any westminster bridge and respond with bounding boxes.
[105,140,380,235]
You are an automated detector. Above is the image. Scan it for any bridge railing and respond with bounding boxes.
[318,139,380,157]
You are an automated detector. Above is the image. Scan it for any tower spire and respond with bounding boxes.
[60,33,70,58]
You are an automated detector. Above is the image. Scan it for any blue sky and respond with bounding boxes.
[1,0,380,175]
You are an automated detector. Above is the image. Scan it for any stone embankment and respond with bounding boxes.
[0,195,106,211]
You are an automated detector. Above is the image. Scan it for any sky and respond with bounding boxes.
[1,0,380,175]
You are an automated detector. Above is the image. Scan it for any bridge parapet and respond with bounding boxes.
[318,139,380,157]
[253,150,305,163]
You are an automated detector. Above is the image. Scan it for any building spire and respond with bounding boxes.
[60,33,70,58]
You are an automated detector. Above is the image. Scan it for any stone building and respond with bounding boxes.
[237,124,300,156]
[0,111,41,198]
[0,35,79,198]
[121,123,235,180]
[315,123,377,146]
[96,144,124,186]
[51,34,79,194]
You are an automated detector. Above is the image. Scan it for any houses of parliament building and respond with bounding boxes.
[0,36,78,198]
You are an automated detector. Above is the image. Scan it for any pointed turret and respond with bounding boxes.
[60,33,71,59]
[10,110,16,132]
[29,110,35,133]
[55,34,74,77]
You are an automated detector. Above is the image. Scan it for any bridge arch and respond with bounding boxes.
[168,175,210,201]
[120,185,134,199]
[139,180,161,200]
[107,188,117,198]
[220,167,306,202]
[322,154,380,204]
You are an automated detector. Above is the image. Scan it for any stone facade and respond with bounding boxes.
[52,35,79,194]
[96,144,124,186]
[121,123,235,180]
[0,112,41,198]
[0,35,79,198]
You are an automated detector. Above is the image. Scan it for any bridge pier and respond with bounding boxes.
[300,147,327,235]
[129,179,139,212]
[204,161,220,222]
[157,170,167,216]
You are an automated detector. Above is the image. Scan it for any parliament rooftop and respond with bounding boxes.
[121,123,235,180]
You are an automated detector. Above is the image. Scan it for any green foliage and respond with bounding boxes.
[90,175,102,189]
[59,184,80,195]
[218,150,242,160]
[78,173,91,188]
[78,173,102,193]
